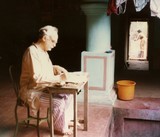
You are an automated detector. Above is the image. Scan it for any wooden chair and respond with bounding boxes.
[9,65,50,137]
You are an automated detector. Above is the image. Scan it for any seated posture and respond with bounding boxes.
[19,25,73,135]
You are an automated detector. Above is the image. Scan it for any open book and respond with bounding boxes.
[66,72,88,84]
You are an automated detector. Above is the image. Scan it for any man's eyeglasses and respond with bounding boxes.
[45,34,56,44]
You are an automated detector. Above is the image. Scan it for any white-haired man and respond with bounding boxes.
[20,25,73,135]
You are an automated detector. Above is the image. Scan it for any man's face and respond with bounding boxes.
[43,33,58,51]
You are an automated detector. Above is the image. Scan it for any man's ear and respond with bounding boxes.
[42,35,47,42]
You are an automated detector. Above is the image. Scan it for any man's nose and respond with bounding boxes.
[53,44,56,48]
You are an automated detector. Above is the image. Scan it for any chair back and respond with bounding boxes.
[9,65,20,98]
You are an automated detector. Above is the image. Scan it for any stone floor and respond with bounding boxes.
[0,68,160,137]
[111,97,160,137]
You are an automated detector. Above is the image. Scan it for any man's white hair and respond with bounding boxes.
[39,25,58,37]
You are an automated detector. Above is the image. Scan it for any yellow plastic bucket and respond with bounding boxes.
[116,80,136,101]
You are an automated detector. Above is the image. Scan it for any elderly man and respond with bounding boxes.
[20,25,73,135]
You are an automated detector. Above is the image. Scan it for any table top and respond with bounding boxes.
[47,72,88,91]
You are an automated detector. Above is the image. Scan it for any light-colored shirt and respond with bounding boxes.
[133,0,149,12]
[19,44,59,109]
[150,0,160,18]
[116,0,127,14]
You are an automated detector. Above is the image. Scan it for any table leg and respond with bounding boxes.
[74,92,77,137]
[50,90,54,137]
[84,81,88,131]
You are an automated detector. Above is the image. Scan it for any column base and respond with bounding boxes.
[78,88,117,105]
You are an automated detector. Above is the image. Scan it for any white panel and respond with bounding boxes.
[81,50,115,93]
[86,58,104,87]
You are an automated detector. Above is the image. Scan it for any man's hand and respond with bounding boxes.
[53,65,68,80]
[60,73,67,81]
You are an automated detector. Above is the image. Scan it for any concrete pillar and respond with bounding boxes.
[79,1,117,105]
[81,3,111,52]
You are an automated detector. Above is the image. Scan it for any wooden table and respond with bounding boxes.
[48,72,89,137]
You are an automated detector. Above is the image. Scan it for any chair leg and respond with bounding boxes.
[13,104,49,137]
[37,110,40,137]
[27,106,30,126]
[13,103,19,137]
[47,108,50,129]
